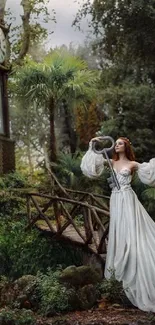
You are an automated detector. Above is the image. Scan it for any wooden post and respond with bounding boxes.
[83,207,92,243]
[53,201,61,231]
[26,195,31,225]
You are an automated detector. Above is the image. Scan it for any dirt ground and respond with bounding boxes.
[39,303,155,325]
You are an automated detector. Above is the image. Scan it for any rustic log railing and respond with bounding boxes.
[26,189,110,255]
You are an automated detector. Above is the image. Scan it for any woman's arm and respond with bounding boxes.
[136,158,155,186]
[80,139,105,178]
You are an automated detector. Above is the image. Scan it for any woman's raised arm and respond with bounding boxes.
[80,139,105,178]
[137,158,155,186]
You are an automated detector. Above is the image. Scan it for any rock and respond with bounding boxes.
[66,284,99,310]
[13,274,39,310]
[0,279,15,307]
[59,265,102,288]
[13,275,36,290]
[77,284,99,310]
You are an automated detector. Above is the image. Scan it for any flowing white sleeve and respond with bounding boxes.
[137,158,155,186]
[80,141,104,178]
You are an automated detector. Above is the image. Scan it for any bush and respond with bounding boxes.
[0,219,83,279]
[0,193,26,219]
[0,308,35,325]
[37,268,73,316]
[0,171,31,220]
[98,270,131,307]
[0,171,30,189]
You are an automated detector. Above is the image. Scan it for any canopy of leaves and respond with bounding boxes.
[98,83,155,161]
[10,50,99,165]
[14,51,99,106]
[74,0,155,69]
[5,0,56,63]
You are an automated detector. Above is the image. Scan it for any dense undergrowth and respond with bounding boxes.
[0,170,154,324]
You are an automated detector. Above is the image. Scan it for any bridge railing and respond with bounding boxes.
[26,190,110,255]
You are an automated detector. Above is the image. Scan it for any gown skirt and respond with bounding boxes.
[105,169,155,312]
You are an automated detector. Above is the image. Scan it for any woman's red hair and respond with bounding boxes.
[112,137,135,161]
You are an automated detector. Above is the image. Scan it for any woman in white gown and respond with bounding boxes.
[81,136,155,312]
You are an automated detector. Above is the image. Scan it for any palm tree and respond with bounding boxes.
[14,51,99,163]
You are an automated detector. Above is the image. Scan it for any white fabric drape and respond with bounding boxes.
[80,141,104,178]
[81,149,155,312]
[104,167,155,312]
[137,158,155,186]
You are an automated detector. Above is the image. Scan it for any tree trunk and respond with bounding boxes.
[63,100,77,153]
[26,144,34,176]
[15,0,32,65]
[48,96,57,163]
[0,0,7,22]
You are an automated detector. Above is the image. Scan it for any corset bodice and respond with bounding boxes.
[111,168,132,191]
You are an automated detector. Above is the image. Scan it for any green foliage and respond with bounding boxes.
[75,0,155,70]
[54,152,88,189]
[0,171,30,189]
[0,219,83,279]
[0,178,5,190]
[74,1,155,166]
[98,271,130,306]
[14,51,98,106]
[98,84,155,162]
[140,187,155,221]
[6,0,55,62]
[0,172,31,220]
[131,173,155,220]
[37,268,73,315]
[11,51,99,163]
[0,308,35,325]
[0,170,82,280]
[54,151,111,196]
[0,194,26,220]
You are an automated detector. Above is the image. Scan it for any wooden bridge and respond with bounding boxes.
[26,187,110,259]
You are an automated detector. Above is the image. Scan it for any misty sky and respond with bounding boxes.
[6,0,91,47]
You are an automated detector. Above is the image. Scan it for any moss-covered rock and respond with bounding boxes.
[13,275,39,310]
[59,265,102,288]
[14,275,36,290]
[60,284,99,311]
[0,275,40,311]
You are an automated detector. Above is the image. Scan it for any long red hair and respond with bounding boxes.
[112,137,135,161]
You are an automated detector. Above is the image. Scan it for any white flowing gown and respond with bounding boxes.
[81,145,155,312]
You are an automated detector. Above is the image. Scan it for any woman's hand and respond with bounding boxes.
[91,137,103,142]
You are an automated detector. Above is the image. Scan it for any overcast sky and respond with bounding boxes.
[6,0,91,48]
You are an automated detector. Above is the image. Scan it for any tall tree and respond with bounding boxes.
[74,0,155,81]
[5,0,55,65]
[98,83,155,161]
[74,0,155,162]
[13,51,98,163]
[0,0,6,22]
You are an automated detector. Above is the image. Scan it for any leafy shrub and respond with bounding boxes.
[0,219,83,279]
[0,178,5,189]
[0,193,26,219]
[37,268,73,316]
[98,270,131,306]
[0,171,31,219]
[0,171,30,189]
[0,308,35,325]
